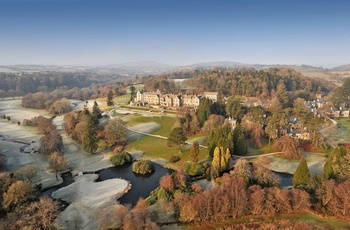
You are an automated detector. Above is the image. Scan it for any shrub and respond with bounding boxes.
[169,155,180,163]
[157,187,173,201]
[110,151,132,166]
[132,159,155,175]
[146,188,159,205]
[97,139,108,151]
[113,145,124,154]
[182,162,205,177]
[145,193,157,205]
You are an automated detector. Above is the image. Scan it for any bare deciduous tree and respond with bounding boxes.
[14,165,39,183]
[105,118,127,146]
[48,152,68,180]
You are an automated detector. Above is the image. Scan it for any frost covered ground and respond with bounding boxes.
[267,153,326,175]
[0,99,130,229]
[52,174,129,229]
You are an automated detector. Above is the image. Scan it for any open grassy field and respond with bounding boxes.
[187,134,207,146]
[186,213,350,229]
[267,152,326,174]
[246,139,274,155]
[124,114,175,137]
[292,67,349,86]
[334,117,350,143]
[123,113,208,168]
[125,84,144,93]
[299,69,331,79]
[126,135,208,169]
[114,93,131,105]
[329,70,350,79]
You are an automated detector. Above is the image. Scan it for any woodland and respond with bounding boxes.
[0,66,350,229]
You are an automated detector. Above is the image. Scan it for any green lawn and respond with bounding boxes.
[334,118,350,143]
[277,213,350,229]
[266,152,325,174]
[125,115,176,137]
[121,105,151,111]
[187,134,207,146]
[114,94,131,105]
[123,113,209,168]
[125,135,208,169]
[246,139,274,155]
[186,213,350,230]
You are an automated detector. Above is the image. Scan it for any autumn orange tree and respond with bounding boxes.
[2,180,38,213]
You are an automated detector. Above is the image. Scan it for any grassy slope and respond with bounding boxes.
[186,213,350,230]
[334,118,350,143]
[124,114,207,169]
[114,93,131,105]
[267,153,326,174]
[125,115,175,137]
[126,135,207,169]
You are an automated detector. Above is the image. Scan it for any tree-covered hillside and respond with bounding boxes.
[0,72,129,98]
[141,67,333,100]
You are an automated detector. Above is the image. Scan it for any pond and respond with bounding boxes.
[96,162,171,206]
[41,163,171,207]
[41,172,75,197]
[275,171,293,187]
[43,164,292,207]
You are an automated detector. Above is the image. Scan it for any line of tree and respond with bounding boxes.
[23,116,68,181]
[22,88,91,111]
[0,71,130,98]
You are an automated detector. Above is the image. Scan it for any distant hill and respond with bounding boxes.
[101,61,176,75]
[332,64,350,71]
[180,61,245,70]
[0,61,340,79]
[0,61,176,75]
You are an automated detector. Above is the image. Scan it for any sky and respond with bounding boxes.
[0,0,350,67]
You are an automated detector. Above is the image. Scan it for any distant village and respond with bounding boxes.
[306,94,350,118]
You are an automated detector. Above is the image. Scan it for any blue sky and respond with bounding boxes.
[0,0,349,67]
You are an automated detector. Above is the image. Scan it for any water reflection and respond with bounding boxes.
[97,163,171,206]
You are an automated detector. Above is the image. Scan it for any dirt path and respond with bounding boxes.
[319,117,338,148]
[126,126,168,139]
[232,151,285,159]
